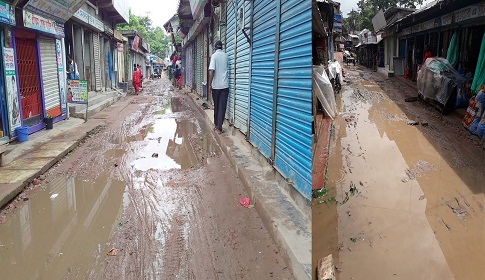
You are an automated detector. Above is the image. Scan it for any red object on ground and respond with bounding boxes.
[239,197,250,208]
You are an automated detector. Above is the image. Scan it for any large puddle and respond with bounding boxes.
[0,93,223,278]
[0,175,125,279]
[313,73,485,279]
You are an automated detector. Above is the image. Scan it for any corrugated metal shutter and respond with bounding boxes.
[274,0,312,199]
[221,3,227,49]
[249,0,276,159]
[234,0,251,134]
[225,0,236,123]
[93,34,101,91]
[196,34,203,95]
[39,37,61,117]
[202,29,208,91]
[185,43,194,89]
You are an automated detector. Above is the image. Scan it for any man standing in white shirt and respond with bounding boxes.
[208,40,229,134]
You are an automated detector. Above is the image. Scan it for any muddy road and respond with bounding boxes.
[0,78,293,279]
[313,58,484,279]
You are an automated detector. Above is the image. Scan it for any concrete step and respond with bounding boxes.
[68,91,114,114]
[70,91,124,119]
[0,140,9,167]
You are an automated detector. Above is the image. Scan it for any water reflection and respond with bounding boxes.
[0,175,125,279]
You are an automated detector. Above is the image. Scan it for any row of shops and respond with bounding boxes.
[358,0,484,93]
[167,0,313,201]
[0,0,131,145]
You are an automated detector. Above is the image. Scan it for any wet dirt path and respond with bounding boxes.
[0,78,293,279]
[313,62,484,279]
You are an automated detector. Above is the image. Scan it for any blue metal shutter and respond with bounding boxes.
[225,0,236,123]
[249,0,276,158]
[234,0,251,134]
[274,0,312,199]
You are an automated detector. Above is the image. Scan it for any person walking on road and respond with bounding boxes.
[132,65,140,94]
[209,40,229,134]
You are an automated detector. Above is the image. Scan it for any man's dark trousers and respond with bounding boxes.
[212,88,229,131]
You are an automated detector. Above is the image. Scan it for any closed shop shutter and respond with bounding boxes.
[39,37,61,117]
[226,0,236,123]
[202,29,208,91]
[185,43,194,88]
[234,0,251,134]
[249,0,276,159]
[93,34,101,91]
[274,0,312,199]
[221,3,227,48]
[196,33,203,95]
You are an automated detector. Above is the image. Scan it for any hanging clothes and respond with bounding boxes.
[446,32,459,67]
[471,32,485,94]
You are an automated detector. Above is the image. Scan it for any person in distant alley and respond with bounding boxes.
[132,64,140,94]
[209,40,229,134]
[423,45,433,63]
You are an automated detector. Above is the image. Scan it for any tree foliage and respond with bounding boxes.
[117,10,173,58]
[345,0,423,32]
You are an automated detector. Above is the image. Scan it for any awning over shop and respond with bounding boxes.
[114,30,125,42]
[22,0,87,24]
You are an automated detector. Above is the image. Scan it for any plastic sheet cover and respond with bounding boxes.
[327,61,342,80]
[417,57,466,108]
[313,65,337,119]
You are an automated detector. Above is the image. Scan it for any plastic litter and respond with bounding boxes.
[106,248,118,256]
[239,197,250,208]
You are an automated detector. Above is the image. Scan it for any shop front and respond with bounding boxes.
[12,9,66,134]
[67,6,105,92]
[0,0,18,140]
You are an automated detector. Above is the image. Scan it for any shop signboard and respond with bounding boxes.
[23,10,57,35]
[441,12,453,26]
[132,35,139,51]
[454,4,485,23]
[333,14,342,33]
[24,0,86,23]
[3,48,21,134]
[67,79,88,104]
[189,0,205,19]
[56,39,67,115]
[73,8,104,32]
[117,42,124,52]
[0,1,15,26]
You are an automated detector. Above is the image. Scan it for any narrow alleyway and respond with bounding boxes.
[0,77,293,279]
[313,57,484,279]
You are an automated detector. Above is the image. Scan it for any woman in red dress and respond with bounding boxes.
[132,65,140,94]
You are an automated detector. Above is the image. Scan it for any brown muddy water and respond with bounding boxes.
[0,94,221,278]
[313,69,484,280]
[0,175,125,279]
[0,84,291,279]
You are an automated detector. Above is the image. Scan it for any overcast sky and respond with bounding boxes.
[340,0,435,16]
[126,0,435,27]
[127,0,179,29]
